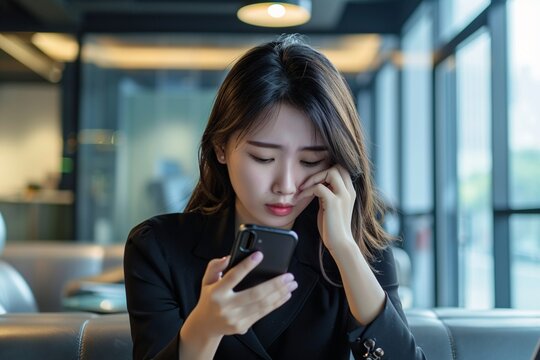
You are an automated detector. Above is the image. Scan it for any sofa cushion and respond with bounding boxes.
[0,313,96,360]
[0,309,539,359]
[0,261,37,312]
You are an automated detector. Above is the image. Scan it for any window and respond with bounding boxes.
[507,0,540,309]
[510,215,540,309]
[455,28,493,308]
[374,63,399,207]
[439,0,491,41]
[507,0,540,209]
[401,3,434,308]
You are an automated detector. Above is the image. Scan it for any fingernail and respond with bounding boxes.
[251,251,263,262]
[282,273,294,283]
[288,281,298,291]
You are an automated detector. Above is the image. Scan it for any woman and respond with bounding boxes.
[124,34,425,360]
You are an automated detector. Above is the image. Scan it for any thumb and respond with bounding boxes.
[202,256,230,286]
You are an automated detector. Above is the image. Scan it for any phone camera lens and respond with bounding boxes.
[240,231,257,252]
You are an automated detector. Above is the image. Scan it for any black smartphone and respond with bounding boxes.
[225,224,298,291]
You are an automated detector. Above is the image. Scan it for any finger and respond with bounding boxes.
[324,168,348,195]
[335,165,356,197]
[234,273,297,305]
[297,182,335,203]
[202,256,230,286]
[301,167,347,196]
[299,170,329,190]
[219,252,263,290]
[238,289,294,328]
[234,279,298,323]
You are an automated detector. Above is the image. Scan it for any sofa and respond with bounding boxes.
[1,241,539,359]
[0,309,539,359]
[0,241,124,312]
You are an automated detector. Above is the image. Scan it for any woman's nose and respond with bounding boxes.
[272,164,298,195]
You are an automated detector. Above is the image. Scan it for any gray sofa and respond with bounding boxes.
[0,309,539,359]
[0,241,124,312]
[1,241,539,359]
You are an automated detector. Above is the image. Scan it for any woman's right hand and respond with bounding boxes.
[186,251,298,338]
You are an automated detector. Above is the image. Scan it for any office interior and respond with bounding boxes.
[0,1,539,355]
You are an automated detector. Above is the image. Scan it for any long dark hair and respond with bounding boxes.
[185,34,392,261]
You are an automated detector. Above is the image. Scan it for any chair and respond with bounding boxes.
[0,260,37,312]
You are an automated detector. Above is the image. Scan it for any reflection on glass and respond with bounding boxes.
[439,0,490,41]
[510,215,540,309]
[508,0,540,208]
[456,28,493,308]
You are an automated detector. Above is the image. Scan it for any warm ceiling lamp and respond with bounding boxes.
[237,1,311,27]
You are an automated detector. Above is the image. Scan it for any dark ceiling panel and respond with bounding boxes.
[334,2,402,34]
[0,0,420,34]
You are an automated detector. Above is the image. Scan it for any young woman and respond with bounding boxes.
[124,34,425,360]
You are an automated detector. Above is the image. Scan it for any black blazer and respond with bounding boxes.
[124,203,425,360]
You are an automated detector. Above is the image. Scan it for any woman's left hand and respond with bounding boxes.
[297,164,357,253]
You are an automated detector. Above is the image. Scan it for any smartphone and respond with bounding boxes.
[225,224,298,291]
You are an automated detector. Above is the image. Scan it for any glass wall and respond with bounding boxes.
[507,0,540,309]
[507,0,540,208]
[374,63,399,208]
[455,28,493,308]
[439,0,491,40]
[77,35,228,243]
[401,3,435,308]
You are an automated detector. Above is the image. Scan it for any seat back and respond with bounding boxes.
[0,313,96,359]
[0,260,38,312]
[0,310,539,359]
[1,242,104,311]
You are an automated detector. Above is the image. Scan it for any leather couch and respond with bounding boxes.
[0,241,124,311]
[0,309,539,360]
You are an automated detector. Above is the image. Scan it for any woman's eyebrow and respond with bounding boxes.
[247,140,327,152]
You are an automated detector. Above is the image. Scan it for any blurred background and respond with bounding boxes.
[0,0,538,311]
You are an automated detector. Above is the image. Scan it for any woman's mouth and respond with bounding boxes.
[266,203,293,216]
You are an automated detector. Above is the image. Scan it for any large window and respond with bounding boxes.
[507,0,540,208]
[507,0,540,309]
[439,0,491,41]
[374,62,399,207]
[401,3,434,308]
[456,28,493,308]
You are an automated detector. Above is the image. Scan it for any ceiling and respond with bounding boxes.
[0,0,420,82]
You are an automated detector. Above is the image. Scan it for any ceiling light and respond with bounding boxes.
[0,33,63,82]
[31,33,79,62]
[237,1,311,27]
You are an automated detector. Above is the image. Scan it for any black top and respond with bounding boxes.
[124,203,426,359]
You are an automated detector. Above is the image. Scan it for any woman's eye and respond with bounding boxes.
[301,160,324,167]
[249,154,274,163]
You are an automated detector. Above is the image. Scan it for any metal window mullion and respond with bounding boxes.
[489,1,511,308]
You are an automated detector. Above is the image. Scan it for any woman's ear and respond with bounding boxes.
[214,145,226,164]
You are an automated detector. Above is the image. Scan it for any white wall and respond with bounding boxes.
[0,83,61,196]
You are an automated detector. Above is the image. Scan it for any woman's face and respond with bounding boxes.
[218,103,331,229]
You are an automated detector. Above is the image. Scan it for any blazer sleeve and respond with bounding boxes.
[347,247,426,360]
[124,220,182,360]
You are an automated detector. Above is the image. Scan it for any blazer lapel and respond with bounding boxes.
[252,255,319,349]
[190,200,324,359]
[234,330,272,360]
[252,200,322,348]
